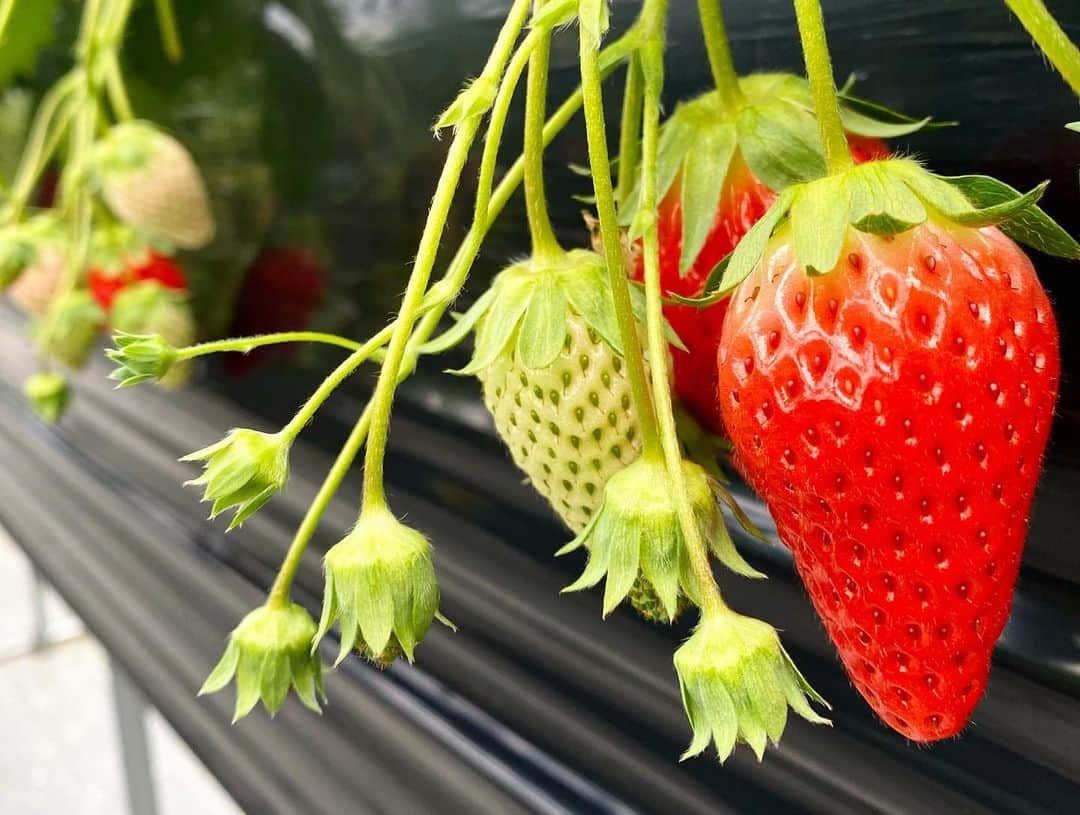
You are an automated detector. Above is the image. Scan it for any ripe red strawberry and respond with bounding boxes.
[89,250,187,311]
[224,246,325,376]
[714,158,1073,741]
[631,135,888,436]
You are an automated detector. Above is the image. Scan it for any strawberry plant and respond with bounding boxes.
[0,0,1068,767]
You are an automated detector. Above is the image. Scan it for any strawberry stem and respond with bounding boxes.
[578,0,663,461]
[176,331,369,359]
[638,2,727,615]
[1004,0,1080,97]
[792,0,853,175]
[524,0,563,261]
[359,0,533,515]
[697,0,746,111]
[616,55,644,206]
[152,0,184,63]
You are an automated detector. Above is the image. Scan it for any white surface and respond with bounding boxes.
[0,532,242,815]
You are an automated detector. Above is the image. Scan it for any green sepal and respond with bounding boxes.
[939,175,1080,258]
[313,508,441,667]
[790,174,850,274]
[418,285,498,357]
[199,603,325,722]
[619,116,697,229]
[627,282,687,351]
[434,76,497,133]
[680,125,736,275]
[560,458,759,621]
[717,186,796,296]
[453,272,534,375]
[735,100,825,192]
[1067,122,1080,133]
[674,610,829,763]
[578,0,610,49]
[517,273,568,369]
[847,162,927,236]
[532,0,576,29]
[36,291,105,370]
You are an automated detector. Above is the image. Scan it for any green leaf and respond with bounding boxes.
[0,0,58,88]
[790,175,851,274]
[735,101,825,192]
[943,174,1080,259]
[718,187,796,295]
[680,125,736,276]
[419,285,497,356]
[532,0,577,29]
[560,260,621,354]
[848,164,927,235]
[517,274,568,369]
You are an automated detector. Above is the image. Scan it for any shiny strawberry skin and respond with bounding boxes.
[636,136,888,436]
[717,223,1059,741]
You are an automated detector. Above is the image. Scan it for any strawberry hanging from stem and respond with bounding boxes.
[709,0,1078,741]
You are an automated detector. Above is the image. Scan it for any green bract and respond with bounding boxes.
[199,603,325,721]
[111,281,195,389]
[23,371,69,423]
[314,508,441,667]
[36,290,104,369]
[679,158,1080,306]
[559,456,764,621]
[620,73,936,276]
[181,428,290,530]
[106,332,179,387]
[675,610,829,762]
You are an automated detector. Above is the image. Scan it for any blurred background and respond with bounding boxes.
[1,1,1078,813]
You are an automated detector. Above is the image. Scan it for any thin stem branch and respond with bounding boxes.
[792,0,852,175]
[359,0,533,515]
[0,0,16,46]
[1005,0,1080,97]
[176,331,365,360]
[578,3,662,460]
[523,0,562,259]
[615,55,644,204]
[696,0,745,110]
[638,2,726,614]
[104,53,134,121]
[153,0,184,63]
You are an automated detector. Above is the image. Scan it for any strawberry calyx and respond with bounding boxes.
[558,456,764,621]
[674,608,830,762]
[199,602,326,721]
[685,158,1080,305]
[35,290,105,370]
[619,73,938,278]
[313,507,442,666]
[23,371,70,424]
[447,248,623,373]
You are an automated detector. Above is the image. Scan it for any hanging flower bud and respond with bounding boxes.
[314,508,441,668]
[23,372,70,423]
[106,332,179,388]
[674,609,830,762]
[559,456,763,622]
[199,602,325,721]
[111,280,196,389]
[36,291,105,369]
[181,428,290,530]
[95,121,215,249]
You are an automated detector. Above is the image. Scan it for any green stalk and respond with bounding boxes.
[176,331,366,359]
[578,8,663,461]
[261,14,542,606]
[1005,0,1080,97]
[0,0,16,45]
[696,0,745,110]
[615,55,644,204]
[637,5,726,615]
[104,53,134,121]
[791,0,852,174]
[152,0,183,63]
[359,0,533,514]
[523,0,562,261]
